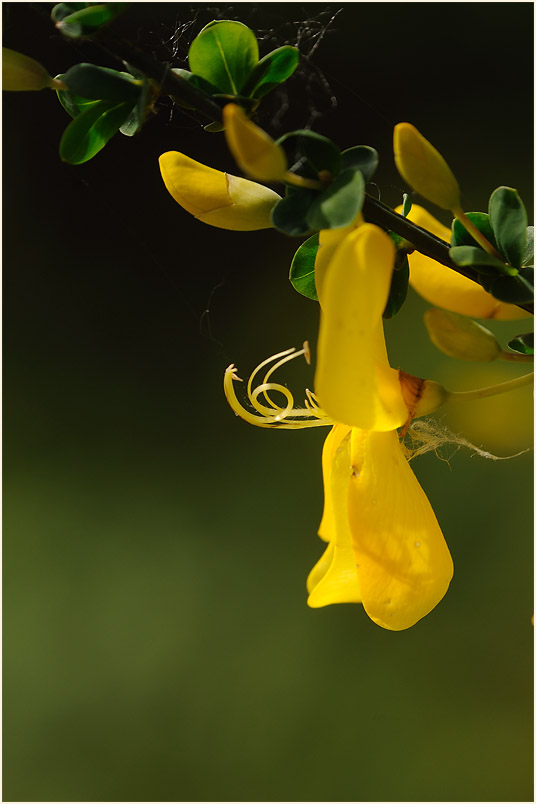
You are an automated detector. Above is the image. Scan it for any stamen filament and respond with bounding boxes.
[224,347,333,429]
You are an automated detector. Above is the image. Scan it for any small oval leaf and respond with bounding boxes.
[289,233,320,300]
[59,99,133,164]
[188,21,258,95]
[340,146,379,183]
[507,332,534,355]
[488,186,528,269]
[63,63,141,102]
[243,46,299,99]
[271,189,316,237]
[306,168,364,231]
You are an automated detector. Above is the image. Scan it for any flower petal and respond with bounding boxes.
[318,424,352,542]
[307,430,362,606]
[400,205,529,320]
[223,103,287,182]
[159,151,280,230]
[315,224,409,431]
[348,428,453,630]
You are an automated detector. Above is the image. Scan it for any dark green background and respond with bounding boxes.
[3,3,533,801]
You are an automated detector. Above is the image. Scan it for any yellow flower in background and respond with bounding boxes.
[393,122,462,212]
[2,47,61,91]
[398,205,529,320]
[223,103,288,182]
[224,222,454,630]
[159,151,281,230]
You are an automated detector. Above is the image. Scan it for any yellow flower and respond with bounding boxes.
[393,122,462,212]
[224,223,453,630]
[308,424,453,630]
[158,151,281,230]
[398,205,529,320]
[222,103,288,182]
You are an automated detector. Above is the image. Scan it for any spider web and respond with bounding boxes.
[154,5,343,133]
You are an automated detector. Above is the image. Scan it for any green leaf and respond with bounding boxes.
[449,245,515,276]
[306,168,365,230]
[522,225,534,266]
[289,233,319,300]
[55,73,101,117]
[120,73,152,136]
[53,3,126,37]
[169,68,221,108]
[271,189,316,237]
[451,211,498,251]
[481,267,534,304]
[63,63,141,102]
[402,193,412,218]
[488,186,528,269]
[59,99,132,164]
[507,332,534,355]
[278,130,341,178]
[340,146,379,183]
[242,46,299,100]
[188,21,258,95]
[383,250,409,319]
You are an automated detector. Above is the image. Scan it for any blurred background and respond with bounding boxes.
[3,3,533,801]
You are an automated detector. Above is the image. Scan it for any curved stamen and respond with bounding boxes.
[224,346,333,429]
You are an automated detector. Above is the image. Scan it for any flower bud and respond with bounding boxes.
[2,47,57,91]
[223,103,287,182]
[159,151,281,230]
[399,371,449,419]
[393,123,461,211]
[424,308,502,362]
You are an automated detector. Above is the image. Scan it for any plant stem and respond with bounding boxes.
[499,350,534,363]
[362,196,533,316]
[446,371,533,403]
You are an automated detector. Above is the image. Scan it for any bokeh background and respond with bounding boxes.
[3,3,534,801]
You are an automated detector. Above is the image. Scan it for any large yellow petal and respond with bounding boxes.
[400,205,528,320]
[159,151,280,230]
[307,430,362,606]
[315,224,409,431]
[318,424,352,542]
[223,103,288,182]
[348,429,453,630]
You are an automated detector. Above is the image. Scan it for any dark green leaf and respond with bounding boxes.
[120,73,152,136]
[55,73,101,117]
[402,193,412,218]
[278,130,341,178]
[63,63,141,102]
[51,3,87,23]
[488,186,528,269]
[53,3,126,37]
[522,225,534,266]
[289,233,320,300]
[451,211,498,251]
[507,332,534,355]
[449,245,515,276]
[383,250,409,319]
[306,168,365,231]
[59,99,132,164]
[481,267,534,304]
[242,46,299,99]
[340,146,379,183]
[271,189,316,237]
[188,20,258,95]
[169,68,221,108]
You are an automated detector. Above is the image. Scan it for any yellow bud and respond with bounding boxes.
[399,371,449,419]
[223,103,287,182]
[159,151,281,231]
[393,123,461,211]
[2,47,56,91]
[424,308,502,362]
